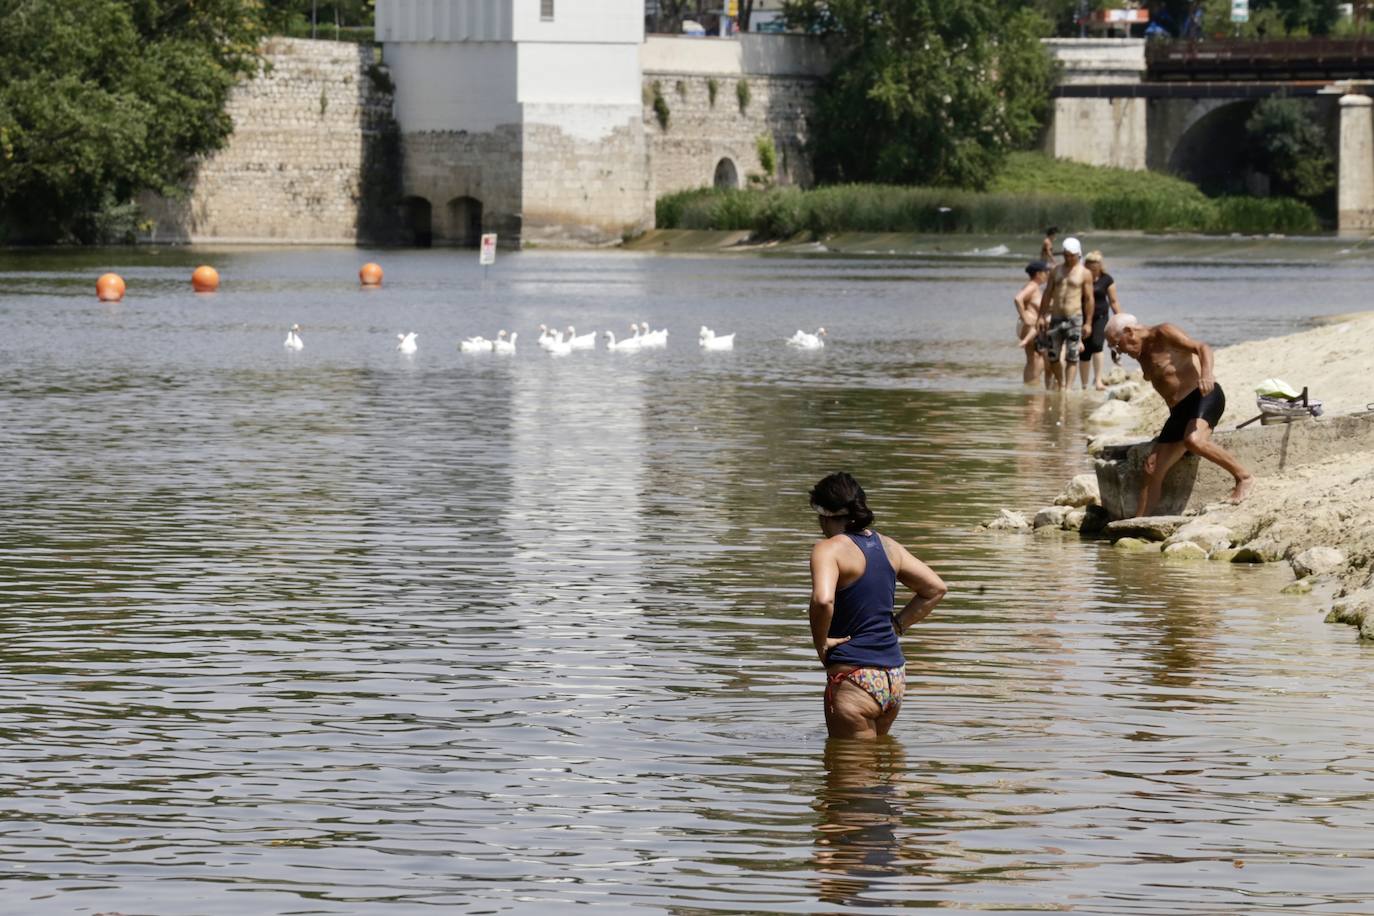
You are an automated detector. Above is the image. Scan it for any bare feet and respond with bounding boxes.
[1094,382,1107,391]
[1229,475,1255,504]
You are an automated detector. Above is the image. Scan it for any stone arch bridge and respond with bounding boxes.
[1043,38,1374,233]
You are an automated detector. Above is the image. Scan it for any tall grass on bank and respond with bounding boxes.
[657,153,1321,237]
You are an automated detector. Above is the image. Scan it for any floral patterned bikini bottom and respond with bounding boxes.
[825,665,906,715]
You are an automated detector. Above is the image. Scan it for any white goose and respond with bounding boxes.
[604,329,641,352]
[566,326,597,350]
[787,327,826,350]
[545,329,573,356]
[493,330,517,354]
[537,324,560,351]
[284,323,304,350]
[397,332,418,354]
[700,327,735,351]
[460,334,493,353]
[638,321,668,349]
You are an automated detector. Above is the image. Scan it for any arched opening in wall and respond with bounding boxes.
[445,196,484,247]
[1168,101,1257,196]
[401,196,433,247]
[713,158,739,190]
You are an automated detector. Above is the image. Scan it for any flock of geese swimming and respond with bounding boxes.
[282,322,829,354]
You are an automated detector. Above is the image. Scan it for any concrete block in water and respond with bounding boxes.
[1113,537,1160,552]
[1093,414,1374,521]
[1104,515,1190,542]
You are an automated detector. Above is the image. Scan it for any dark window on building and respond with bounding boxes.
[541,0,554,21]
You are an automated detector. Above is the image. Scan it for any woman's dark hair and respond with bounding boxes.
[809,472,876,534]
[1045,226,1059,237]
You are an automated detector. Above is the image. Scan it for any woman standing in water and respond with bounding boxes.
[808,473,947,739]
[1080,250,1122,390]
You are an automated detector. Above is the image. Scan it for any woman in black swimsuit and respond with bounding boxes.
[1080,250,1121,390]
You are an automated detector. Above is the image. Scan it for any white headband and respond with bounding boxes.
[812,505,850,518]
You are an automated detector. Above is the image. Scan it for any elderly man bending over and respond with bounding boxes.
[1105,314,1254,517]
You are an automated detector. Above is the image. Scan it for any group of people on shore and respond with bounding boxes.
[1014,227,1121,391]
[804,228,1259,742]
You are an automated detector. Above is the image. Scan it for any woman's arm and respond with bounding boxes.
[809,540,850,663]
[1108,281,1121,314]
[889,542,948,635]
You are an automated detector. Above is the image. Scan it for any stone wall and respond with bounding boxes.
[520,108,651,245]
[140,38,399,244]
[398,127,523,244]
[1041,38,1147,171]
[641,35,823,205]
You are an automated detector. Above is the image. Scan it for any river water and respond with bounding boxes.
[2,242,1372,913]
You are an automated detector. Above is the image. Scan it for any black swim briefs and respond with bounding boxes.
[1158,384,1226,443]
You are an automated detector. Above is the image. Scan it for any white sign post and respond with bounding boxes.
[479,233,497,266]
[1231,0,1249,22]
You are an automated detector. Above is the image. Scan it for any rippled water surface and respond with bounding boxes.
[3,244,1373,913]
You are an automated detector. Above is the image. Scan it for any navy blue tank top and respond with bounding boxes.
[825,530,904,669]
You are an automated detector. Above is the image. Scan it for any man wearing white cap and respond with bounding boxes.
[1038,236,1093,389]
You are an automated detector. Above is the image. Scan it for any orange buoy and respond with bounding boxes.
[191,265,220,293]
[359,262,383,287]
[96,273,126,302]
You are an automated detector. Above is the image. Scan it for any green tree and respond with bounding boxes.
[1245,98,1334,200]
[784,0,1056,189]
[0,0,264,243]
[260,0,375,33]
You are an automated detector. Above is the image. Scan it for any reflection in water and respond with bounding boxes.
[813,738,912,907]
[2,249,1374,913]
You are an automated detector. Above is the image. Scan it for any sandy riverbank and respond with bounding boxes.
[992,312,1374,640]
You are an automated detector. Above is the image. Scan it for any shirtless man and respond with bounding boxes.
[1014,261,1049,386]
[1038,236,1093,390]
[1040,227,1059,269]
[1105,313,1255,517]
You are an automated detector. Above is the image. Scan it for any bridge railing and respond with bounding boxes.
[1147,38,1374,81]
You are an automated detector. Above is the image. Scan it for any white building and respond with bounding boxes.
[376,0,651,245]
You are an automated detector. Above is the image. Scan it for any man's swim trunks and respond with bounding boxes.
[1158,384,1226,443]
[826,665,906,715]
[1046,314,1082,363]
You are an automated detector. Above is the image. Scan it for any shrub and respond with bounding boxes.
[655,183,1316,237]
[651,81,670,130]
[756,135,776,179]
[707,77,719,107]
[736,79,750,113]
[1212,196,1320,235]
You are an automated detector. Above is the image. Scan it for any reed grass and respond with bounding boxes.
[656,153,1321,237]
